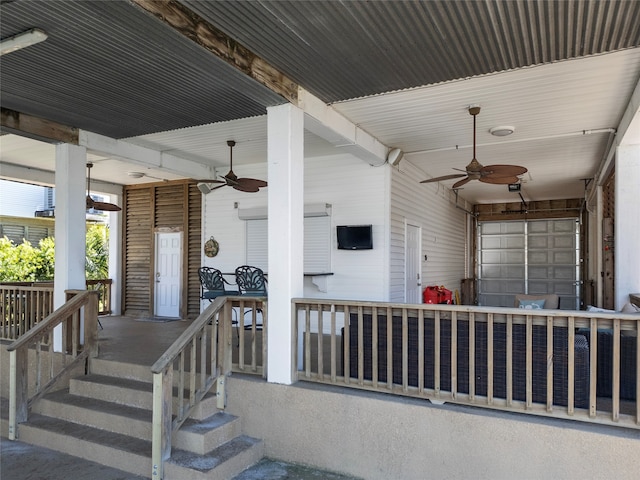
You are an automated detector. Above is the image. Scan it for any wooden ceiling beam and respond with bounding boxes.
[1,107,79,144]
[131,0,298,104]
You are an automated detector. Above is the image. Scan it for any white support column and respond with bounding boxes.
[53,144,87,351]
[614,144,640,309]
[614,145,640,310]
[108,196,122,315]
[267,103,305,384]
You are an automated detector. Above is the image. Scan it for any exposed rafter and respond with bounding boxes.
[130,0,299,104]
[1,107,78,144]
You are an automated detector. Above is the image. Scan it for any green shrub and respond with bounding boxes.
[0,224,109,282]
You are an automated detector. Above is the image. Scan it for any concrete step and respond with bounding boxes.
[33,388,153,440]
[69,374,219,420]
[70,374,153,408]
[18,413,262,480]
[90,357,153,382]
[166,435,264,480]
[33,389,241,454]
[17,413,153,478]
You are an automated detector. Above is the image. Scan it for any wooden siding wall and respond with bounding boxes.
[390,162,467,303]
[122,181,201,318]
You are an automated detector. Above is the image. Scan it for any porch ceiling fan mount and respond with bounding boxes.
[195,140,267,193]
[86,162,121,212]
[420,106,527,189]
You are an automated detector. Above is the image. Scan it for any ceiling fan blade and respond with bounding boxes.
[233,184,260,193]
[481,164,528,177]
[420,174,467,184]
[90,200,122,211]
[236,178,267,189]
[480,175,520,185]
[452,177,472,189]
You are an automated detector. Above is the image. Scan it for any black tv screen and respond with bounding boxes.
[337,225,373,250]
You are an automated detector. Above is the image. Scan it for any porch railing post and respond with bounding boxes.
[84,290,99,359]
[151,368,173,479]
[8,348,28,440]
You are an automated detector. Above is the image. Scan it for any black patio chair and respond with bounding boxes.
[198,267,240,337]
[234,265,267,330]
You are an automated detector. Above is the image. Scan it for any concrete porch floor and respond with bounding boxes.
[1,315,358,480]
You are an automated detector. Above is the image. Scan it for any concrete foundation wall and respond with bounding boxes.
[226,375,640,480]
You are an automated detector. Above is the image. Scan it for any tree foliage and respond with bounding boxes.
[0,225,109,282]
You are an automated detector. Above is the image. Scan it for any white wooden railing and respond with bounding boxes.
[293,299,640,430]
[6,290,99,440]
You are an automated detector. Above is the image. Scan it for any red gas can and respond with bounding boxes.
[423,285,452,304]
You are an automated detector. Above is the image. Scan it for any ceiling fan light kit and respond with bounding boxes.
[420,106,527,189]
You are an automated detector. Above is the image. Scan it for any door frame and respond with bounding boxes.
[404,221,422,303]
[153,230,183,318]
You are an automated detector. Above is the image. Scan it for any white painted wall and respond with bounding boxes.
[0,179,49,217]
[389,161,468,303]
[615,144,640,309]
[201,152,388,303]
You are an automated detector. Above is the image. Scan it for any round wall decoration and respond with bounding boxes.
[204,236,219,257]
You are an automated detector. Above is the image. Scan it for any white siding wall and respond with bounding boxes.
[202,153,389,302]
[389,161,468,303]
[0,179,48,217]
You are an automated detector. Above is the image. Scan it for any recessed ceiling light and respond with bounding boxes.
[490,126,515,136]
[127,172,145,178]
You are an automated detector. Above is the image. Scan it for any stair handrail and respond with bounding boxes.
[150,295,234,480]
[6,289,99,440]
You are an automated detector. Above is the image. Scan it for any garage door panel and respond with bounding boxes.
[478,219,579,309]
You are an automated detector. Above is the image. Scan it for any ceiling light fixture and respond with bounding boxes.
[127,172,145,178]
[0,28,48,56]
[490,126,515,137]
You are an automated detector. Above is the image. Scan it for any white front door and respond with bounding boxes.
[155,232,181,318]
[405,223,422,303]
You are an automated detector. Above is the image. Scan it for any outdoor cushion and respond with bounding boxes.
[514,294,559,309]
[518,299,546,310]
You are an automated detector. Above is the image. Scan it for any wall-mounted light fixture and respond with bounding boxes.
[197,182,213,195]
[387,148,404,166]
[1,28,48,56]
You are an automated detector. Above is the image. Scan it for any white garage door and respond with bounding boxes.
[477,219,580,310]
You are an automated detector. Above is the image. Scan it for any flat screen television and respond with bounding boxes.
[337,225,373,250]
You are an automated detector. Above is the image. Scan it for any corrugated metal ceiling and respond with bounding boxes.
[186,0,640,102]
[0,0,284,138]
[1,1,639,203]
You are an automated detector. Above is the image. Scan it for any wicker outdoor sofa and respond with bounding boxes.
[344,312,591,408]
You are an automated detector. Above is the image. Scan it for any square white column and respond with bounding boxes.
[53,144,87,350]
[267,103,305,384]
[614,144,640,309]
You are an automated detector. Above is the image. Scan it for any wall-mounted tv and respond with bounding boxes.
[337,225,373,250]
